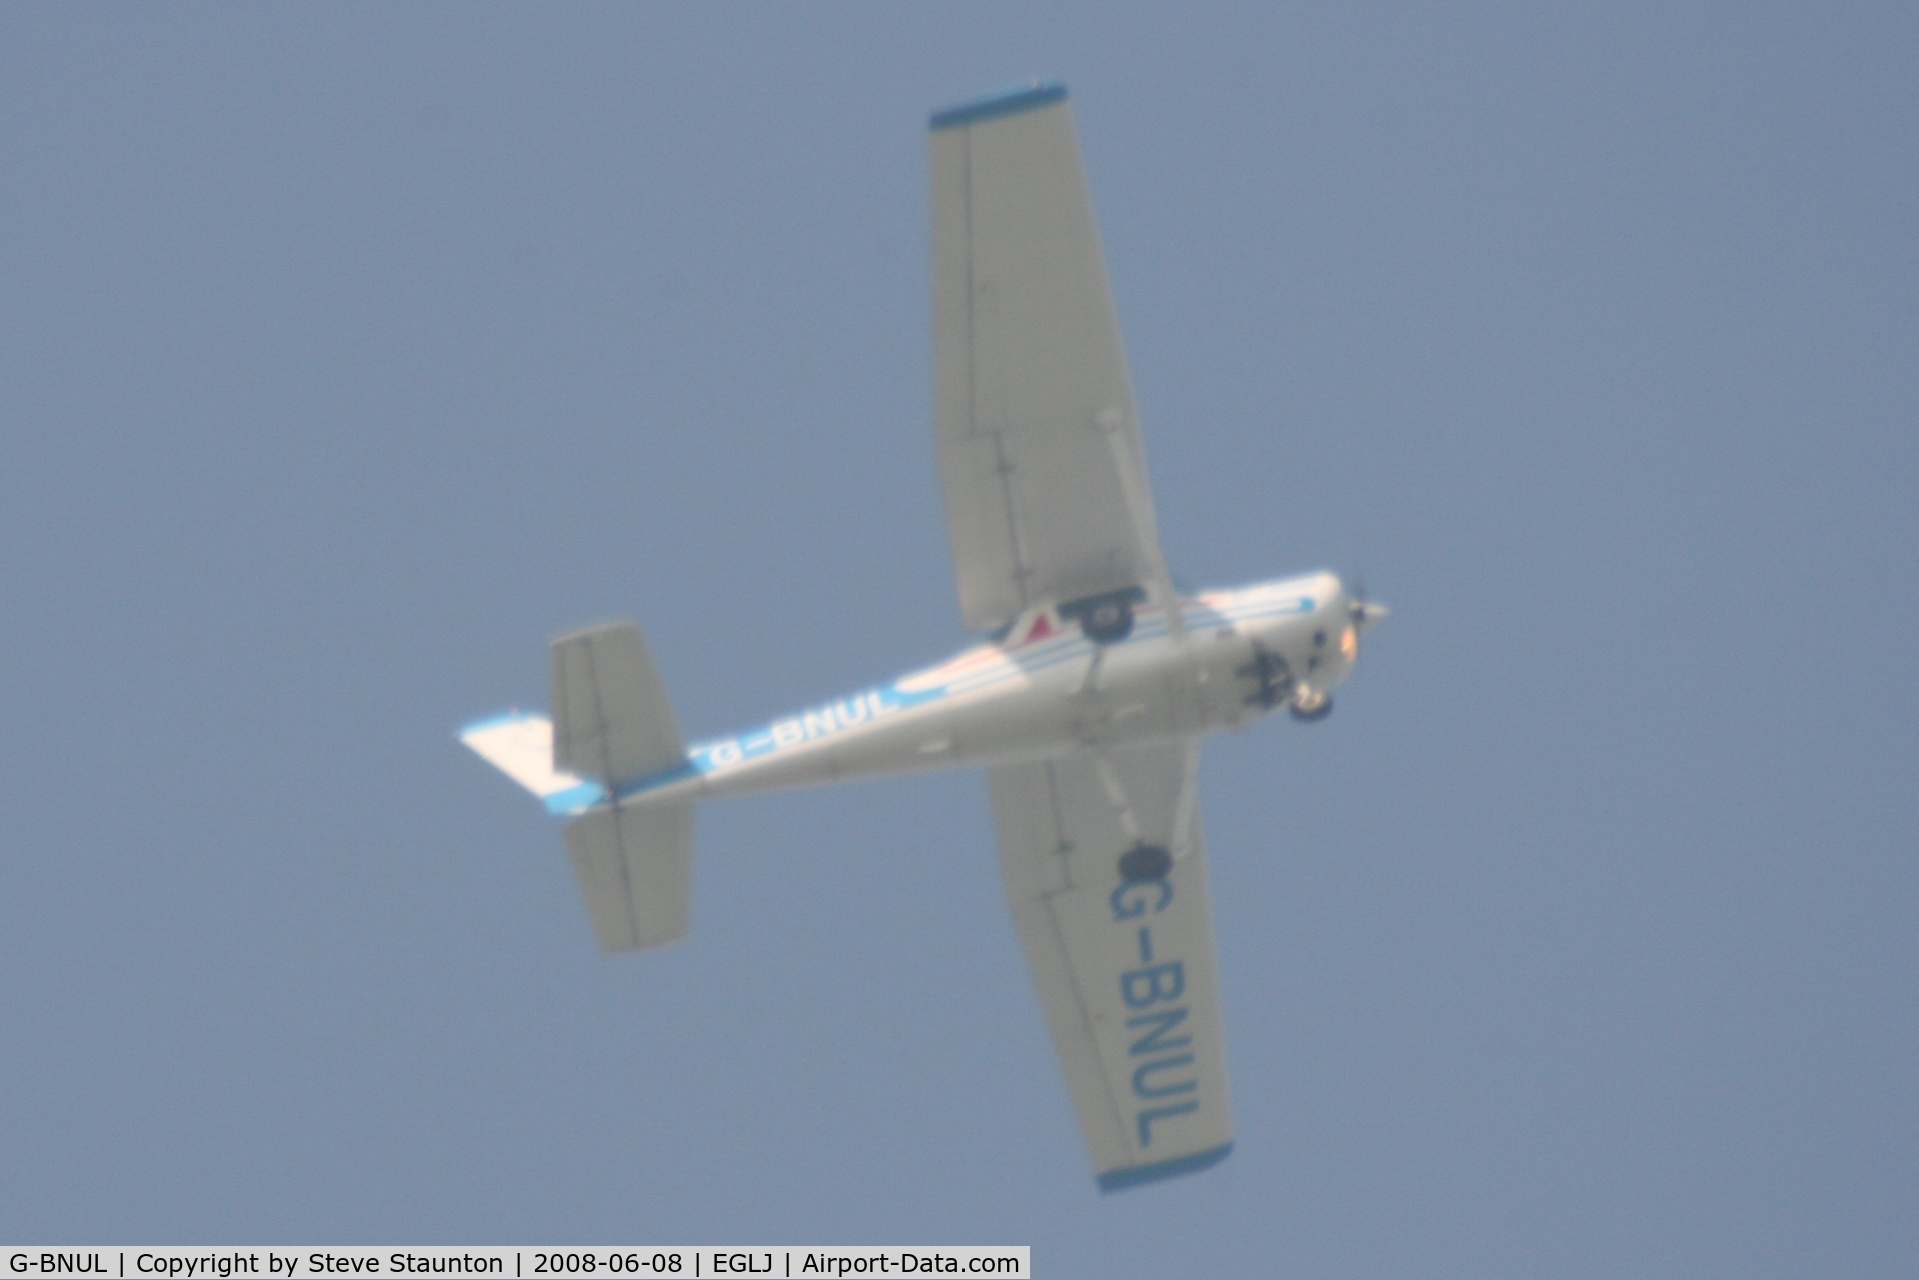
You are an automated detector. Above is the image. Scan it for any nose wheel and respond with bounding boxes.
[1288,686,1333,722]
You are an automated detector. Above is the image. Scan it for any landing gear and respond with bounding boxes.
[1060,586,1146,644]
[1118,843,1172,883]
[1288,686,1333,722]
[1080,596,1135,644]
[1240,645,1334,721]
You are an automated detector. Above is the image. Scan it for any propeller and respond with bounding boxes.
[1346,571,1389,634]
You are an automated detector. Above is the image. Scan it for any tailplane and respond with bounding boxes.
[460,620,695,951]
[564,802,694,952]
[459,711,603,814]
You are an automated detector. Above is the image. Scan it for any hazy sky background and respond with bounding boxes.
[3,5,1914,1274]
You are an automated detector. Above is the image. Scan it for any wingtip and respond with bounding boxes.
[458,708,538,739]
[930,81,1068,131]
[1095,1141,1234,1192]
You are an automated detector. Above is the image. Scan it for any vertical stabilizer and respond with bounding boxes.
[551,622,686,787]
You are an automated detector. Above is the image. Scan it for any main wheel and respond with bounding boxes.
[1118,843,1172,883]
[1288,688,1333,722]
[1081,597,1135,643]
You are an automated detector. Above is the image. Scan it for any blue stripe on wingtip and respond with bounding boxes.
[930,81,1067,130]
[1096,1142,1234,1193]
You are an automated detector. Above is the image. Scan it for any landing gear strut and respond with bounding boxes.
[1239,644,1292,709]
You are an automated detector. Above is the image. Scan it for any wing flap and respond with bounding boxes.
[989,741,1233,1189]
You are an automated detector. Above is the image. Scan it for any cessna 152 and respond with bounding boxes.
[461,82,1385,1191]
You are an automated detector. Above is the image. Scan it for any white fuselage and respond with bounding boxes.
[622,571,1360,809]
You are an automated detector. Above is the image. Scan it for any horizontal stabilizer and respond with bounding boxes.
[565,803,695,952]
[552,622,687,788]
[459,712,604,814]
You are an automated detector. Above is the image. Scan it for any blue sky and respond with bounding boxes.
[2,5,1914,1274]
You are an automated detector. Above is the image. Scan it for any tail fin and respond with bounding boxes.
[553,621,696,951]
[565,802,695,951]
[461,620,696,951]
[550,622,687,788]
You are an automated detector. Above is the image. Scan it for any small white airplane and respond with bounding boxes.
[461,82,1385,1191]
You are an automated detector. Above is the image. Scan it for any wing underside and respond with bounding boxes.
[930,85,1169,632]
[989,739,1234,1189]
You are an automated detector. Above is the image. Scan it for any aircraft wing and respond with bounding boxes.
[930,84,1170,632]
[989,740,1234,1190]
